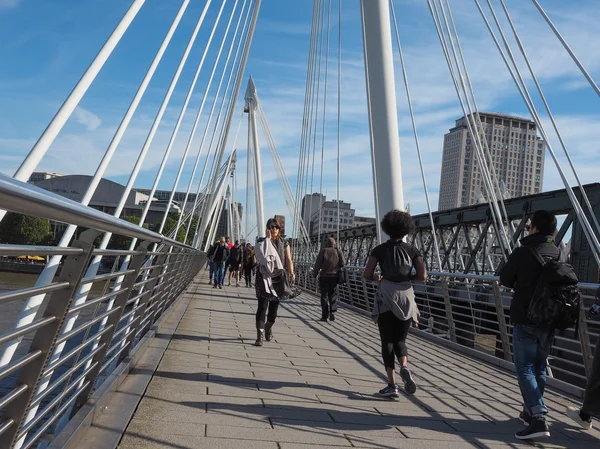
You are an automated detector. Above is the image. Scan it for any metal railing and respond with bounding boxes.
[296,263,599,392]
[0,175,205,449]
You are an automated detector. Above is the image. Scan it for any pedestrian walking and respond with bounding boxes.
[566,286,600,430]
[500,210,579,440]
[313,237,345,322]
[227,241,243,286]
[211,237,230,289]
[254,217,295,347]
[363,209,425,398]
[206,240,219,285]
[243,243,257,287]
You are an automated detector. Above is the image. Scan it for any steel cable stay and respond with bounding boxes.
[8,3,220,441]
[294,0,324,262]
[197,0,263,247]
[1,0,147,202]
[316,0,333,242]
[0,0,195,371]
[158,0,249,240]
[336,0,342,244]
[494,0,600,242]
[472,0,600,264]
[305,0,327,258]
[433,0,513,258]
[194,9,255,249]
[389,0,443,271]
[531,0,600,99]
[443,0,516,243]
[292,0,319,259]
[427,0,511,264]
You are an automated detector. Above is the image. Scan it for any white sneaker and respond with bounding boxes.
[566,406,593,430]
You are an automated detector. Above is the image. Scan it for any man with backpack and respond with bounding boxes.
[500,210,580,440]
[206,240,219,285]
[211,237,230,289]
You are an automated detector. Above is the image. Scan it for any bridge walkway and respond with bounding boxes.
[114,271,599,449]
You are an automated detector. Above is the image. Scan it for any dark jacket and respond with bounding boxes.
[212,243,230,263]
[499,233,563,325]
[243,248,257,267]
[229,245,242,264]
[313,247,345,278]
[207,243,218,258]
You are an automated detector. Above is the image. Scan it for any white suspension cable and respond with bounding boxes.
[198,0,262,244]
[192,7,253,245]
[531,0,600,98]
[5,0,214,403]
[336,0,342,244]
[472,0,600,263]
[158,0,247,238]
[317,0,332,242]
[428,0,510,262]
[496,0,600,239]
[443,0,515,242]
[0,0,192,369]
[4,0,146,197]
[390,0,442,270]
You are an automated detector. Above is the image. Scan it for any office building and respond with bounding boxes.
[309,200,355,235]
[438,112,546,211]
[135,189,201,213]
[353,216,377,227]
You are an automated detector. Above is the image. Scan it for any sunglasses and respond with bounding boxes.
[269,225,280,230]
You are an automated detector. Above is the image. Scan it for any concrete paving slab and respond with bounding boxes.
[116,273,599,449]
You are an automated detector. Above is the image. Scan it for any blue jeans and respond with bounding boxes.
[208,261,214,280]
[512,324,554,417]
[213,262,226,286]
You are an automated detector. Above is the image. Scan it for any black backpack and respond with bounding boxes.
[527,247,581,331]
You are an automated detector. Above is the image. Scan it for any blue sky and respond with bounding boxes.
[1,0,600,239]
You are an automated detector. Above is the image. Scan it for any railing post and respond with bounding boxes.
[492,280,512,362]
[578,304,594,379]
[129,251,169,347]
[440,277,457,343]
[0,230,98,449]
[69,241,150,415]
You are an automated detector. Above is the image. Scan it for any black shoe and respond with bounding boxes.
[400,366,417,395]
[519,410,532,426]
[319,317,328,322]
[254,329,264,347]
[515,417,550,440]
[265,322,274,342]
[329,313,335,322]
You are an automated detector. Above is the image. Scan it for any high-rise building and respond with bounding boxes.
[301,193,325,230]
[438,112,546,211]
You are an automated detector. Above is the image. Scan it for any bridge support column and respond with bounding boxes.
[360,0,404,243]
[246,77,266,238]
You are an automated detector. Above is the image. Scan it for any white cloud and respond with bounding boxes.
[73,106,102,131]
[0,0,20,9]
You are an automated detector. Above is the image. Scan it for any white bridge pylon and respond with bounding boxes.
[243,76,310,244]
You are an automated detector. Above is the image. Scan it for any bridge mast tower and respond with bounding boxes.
[360,0,405,243]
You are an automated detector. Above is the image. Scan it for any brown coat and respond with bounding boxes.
[313,247,345,278]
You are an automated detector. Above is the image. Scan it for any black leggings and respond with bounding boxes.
[256,297,279,329]
[244,266,254,286]
[377,311,411,370]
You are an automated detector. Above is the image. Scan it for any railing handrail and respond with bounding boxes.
[0,174,193,249]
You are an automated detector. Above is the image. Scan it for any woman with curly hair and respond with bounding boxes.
[363,209,427,398]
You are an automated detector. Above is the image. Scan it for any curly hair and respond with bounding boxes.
[380,209,415,240]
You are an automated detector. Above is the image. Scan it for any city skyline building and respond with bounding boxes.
[438,112,546,211]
